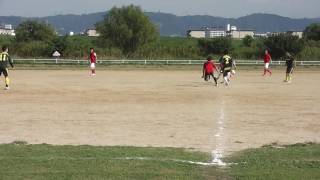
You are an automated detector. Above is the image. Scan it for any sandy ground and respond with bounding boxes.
[0,69,319,155]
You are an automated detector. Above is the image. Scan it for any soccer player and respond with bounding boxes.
[284,52,295,83]
[220,49,234,86]
[263,49,272,76]
[89,48,97,76]
[202,56,218,86]
[0,46,14,90]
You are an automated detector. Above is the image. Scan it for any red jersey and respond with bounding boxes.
[90,52,97,63]
[264,53,271,63]
[203,61,217,74]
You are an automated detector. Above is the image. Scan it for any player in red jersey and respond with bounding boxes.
[89,48,97,76]
[263,49,272,76]
[202,56,218,86]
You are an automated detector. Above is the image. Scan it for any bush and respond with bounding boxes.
[264,33,305,59]
[198,37,232,56]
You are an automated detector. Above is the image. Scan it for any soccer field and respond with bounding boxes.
[0,69,319,158]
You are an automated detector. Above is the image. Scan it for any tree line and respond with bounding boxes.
[1,5,320,60]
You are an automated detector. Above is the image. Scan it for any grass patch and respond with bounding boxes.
[0,143,319,179]
[226,143,320,180]
[0,143,227,180]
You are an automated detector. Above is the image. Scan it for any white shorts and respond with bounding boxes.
[265,63,270,69]
[90,63,96,69]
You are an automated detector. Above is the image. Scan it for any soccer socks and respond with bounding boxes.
[288,74,292,82]
[267,69,272,75]
[263,69,272,76]
[213,77,218,86]
[224,76,229,86]
[285,73,291,82]
[5,77,10,87]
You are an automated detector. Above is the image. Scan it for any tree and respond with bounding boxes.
[15,20,57,43]
[243,35,254,47]
[263,33,305,59]
[303,23,320,41]
[96,5,159,57]
[198,37,232,56]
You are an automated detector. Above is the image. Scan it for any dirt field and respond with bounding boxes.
[0,69,319,156]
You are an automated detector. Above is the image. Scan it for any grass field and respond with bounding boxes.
[0,142,319,179]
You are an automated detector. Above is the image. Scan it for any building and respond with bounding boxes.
[267,31,304,39]
[86,29,100,37]
[205,27,226,38]
[286,31,303,39]
[254,33,268,38]
[0,24,15,36]
[187,27,226,38]
[229,30,255,39]
[188,24,255,39]
[187,30,206,38]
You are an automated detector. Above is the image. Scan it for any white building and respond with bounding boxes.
[86,29,100,37]
[206,28,226,38]
[229,30,255,39]
[187,30,206,38]
[0,24,15,36]
[267,31,304,39]
[286,31,303,39]
[187,24,255,39]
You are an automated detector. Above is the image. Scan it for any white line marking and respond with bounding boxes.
[211,101,227,166]
[0,156,230,166]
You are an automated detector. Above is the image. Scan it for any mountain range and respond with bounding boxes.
[1,12,319,36]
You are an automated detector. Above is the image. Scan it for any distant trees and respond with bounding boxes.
[96,5,159,57]
[198,37,232,56]
[263,33,305,59]
[303,23,320,41]
[15,20,57,43]
[242,35,254,47]
[13,20,57,57]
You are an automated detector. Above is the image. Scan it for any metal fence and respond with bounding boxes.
[12,59,320,66]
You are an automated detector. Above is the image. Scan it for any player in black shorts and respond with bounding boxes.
[0,46,14,90]
[284,52,295,83]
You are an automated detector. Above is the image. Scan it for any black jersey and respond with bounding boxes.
[285,57,295,68]
[220,55,233,71]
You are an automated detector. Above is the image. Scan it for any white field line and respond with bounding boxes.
[0,156,228,166]
[210,101,227,166]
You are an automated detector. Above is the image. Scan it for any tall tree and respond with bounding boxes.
[15,20,57,43]
[263,33,305,59]
[303,23,320,41]
[96,5,158,57]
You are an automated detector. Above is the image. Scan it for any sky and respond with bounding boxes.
[0,0,319,18]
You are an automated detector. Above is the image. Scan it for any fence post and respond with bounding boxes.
[145,60,147,65]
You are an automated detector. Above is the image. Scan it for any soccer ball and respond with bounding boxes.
[231,70,236,75]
